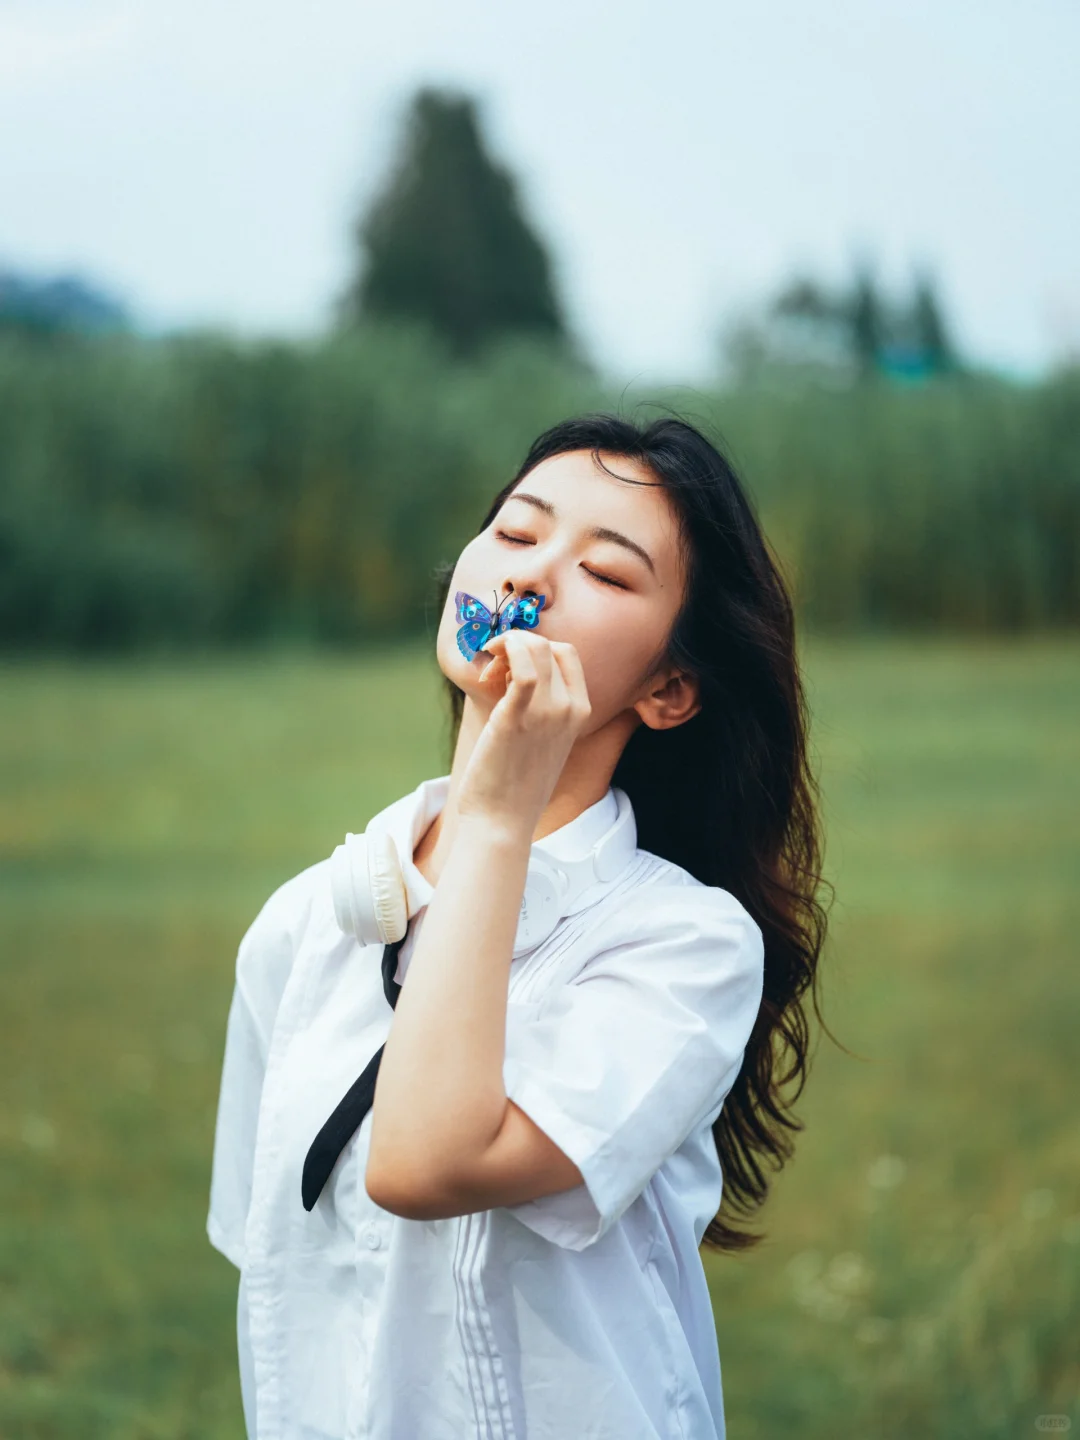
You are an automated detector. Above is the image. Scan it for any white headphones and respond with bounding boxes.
[329,787,636,958]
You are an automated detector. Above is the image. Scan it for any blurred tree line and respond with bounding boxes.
[0,269,129,340]
[721,265,961,384]
[2,325,1077,648]
[1,86,1077,650]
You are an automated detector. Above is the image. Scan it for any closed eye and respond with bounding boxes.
[495,530,627,590]
[584,569,626,589]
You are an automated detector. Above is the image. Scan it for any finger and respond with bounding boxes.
[501,629,550,691]
[522,636,574,717]
[547,641,591,715]
[479,633,513,673]
[478,649,508,682]
[484,628,541,658]
[479,631,512,665]
[546,652,571,710]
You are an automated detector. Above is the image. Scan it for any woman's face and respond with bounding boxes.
[437,448,694,730]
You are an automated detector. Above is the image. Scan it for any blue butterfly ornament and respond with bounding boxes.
[454,589,547,661]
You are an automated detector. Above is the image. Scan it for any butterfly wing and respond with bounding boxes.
[457,619,495,660]
[454,591,496,660]
[455,591,494,627]
[512,593,546,630]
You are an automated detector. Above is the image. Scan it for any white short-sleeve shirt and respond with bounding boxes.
[207,774,764,1440]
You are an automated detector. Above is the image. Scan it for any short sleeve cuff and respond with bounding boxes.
[502,1055,628,1251]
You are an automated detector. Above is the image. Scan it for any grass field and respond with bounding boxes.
[1,638,1078,1438]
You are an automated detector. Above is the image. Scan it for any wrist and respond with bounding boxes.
[454,809,536,852]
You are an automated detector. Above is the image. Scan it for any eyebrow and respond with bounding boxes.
[502,491,657,577]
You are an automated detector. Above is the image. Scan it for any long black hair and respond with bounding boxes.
[434,413,832,1254]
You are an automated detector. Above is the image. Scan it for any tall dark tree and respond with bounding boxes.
[910,270,958,374]
[339,88,566,358]
[847,264,886,378]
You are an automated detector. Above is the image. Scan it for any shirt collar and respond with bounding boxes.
[368,774,626,921]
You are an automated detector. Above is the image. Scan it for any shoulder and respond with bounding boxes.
[590,848,764,965]
[558,846,771,1042]
[243,855,332,950]
[233,856,334,1003]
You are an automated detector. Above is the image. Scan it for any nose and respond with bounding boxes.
[499,572,548,611]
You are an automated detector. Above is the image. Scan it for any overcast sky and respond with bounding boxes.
[1,0,1076,381]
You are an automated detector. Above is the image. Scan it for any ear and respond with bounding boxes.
[632,665,702,732]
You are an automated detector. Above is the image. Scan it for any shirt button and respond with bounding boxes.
[362,1227,383,1250]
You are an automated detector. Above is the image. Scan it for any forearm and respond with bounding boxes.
[366,813,531,1194]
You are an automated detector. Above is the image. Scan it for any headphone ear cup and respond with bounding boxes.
[329,831,409,945]
[366,832,409,944]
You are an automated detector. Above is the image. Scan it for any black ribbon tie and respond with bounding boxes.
[301,932,408,1212]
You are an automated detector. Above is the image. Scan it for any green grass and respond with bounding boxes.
[1,638,1078,1438]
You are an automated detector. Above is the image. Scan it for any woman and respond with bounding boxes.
[207,413,829,1440]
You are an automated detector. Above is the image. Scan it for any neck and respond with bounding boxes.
[412,695,639,885]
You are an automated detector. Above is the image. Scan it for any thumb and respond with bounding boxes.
[479,648,507,681]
